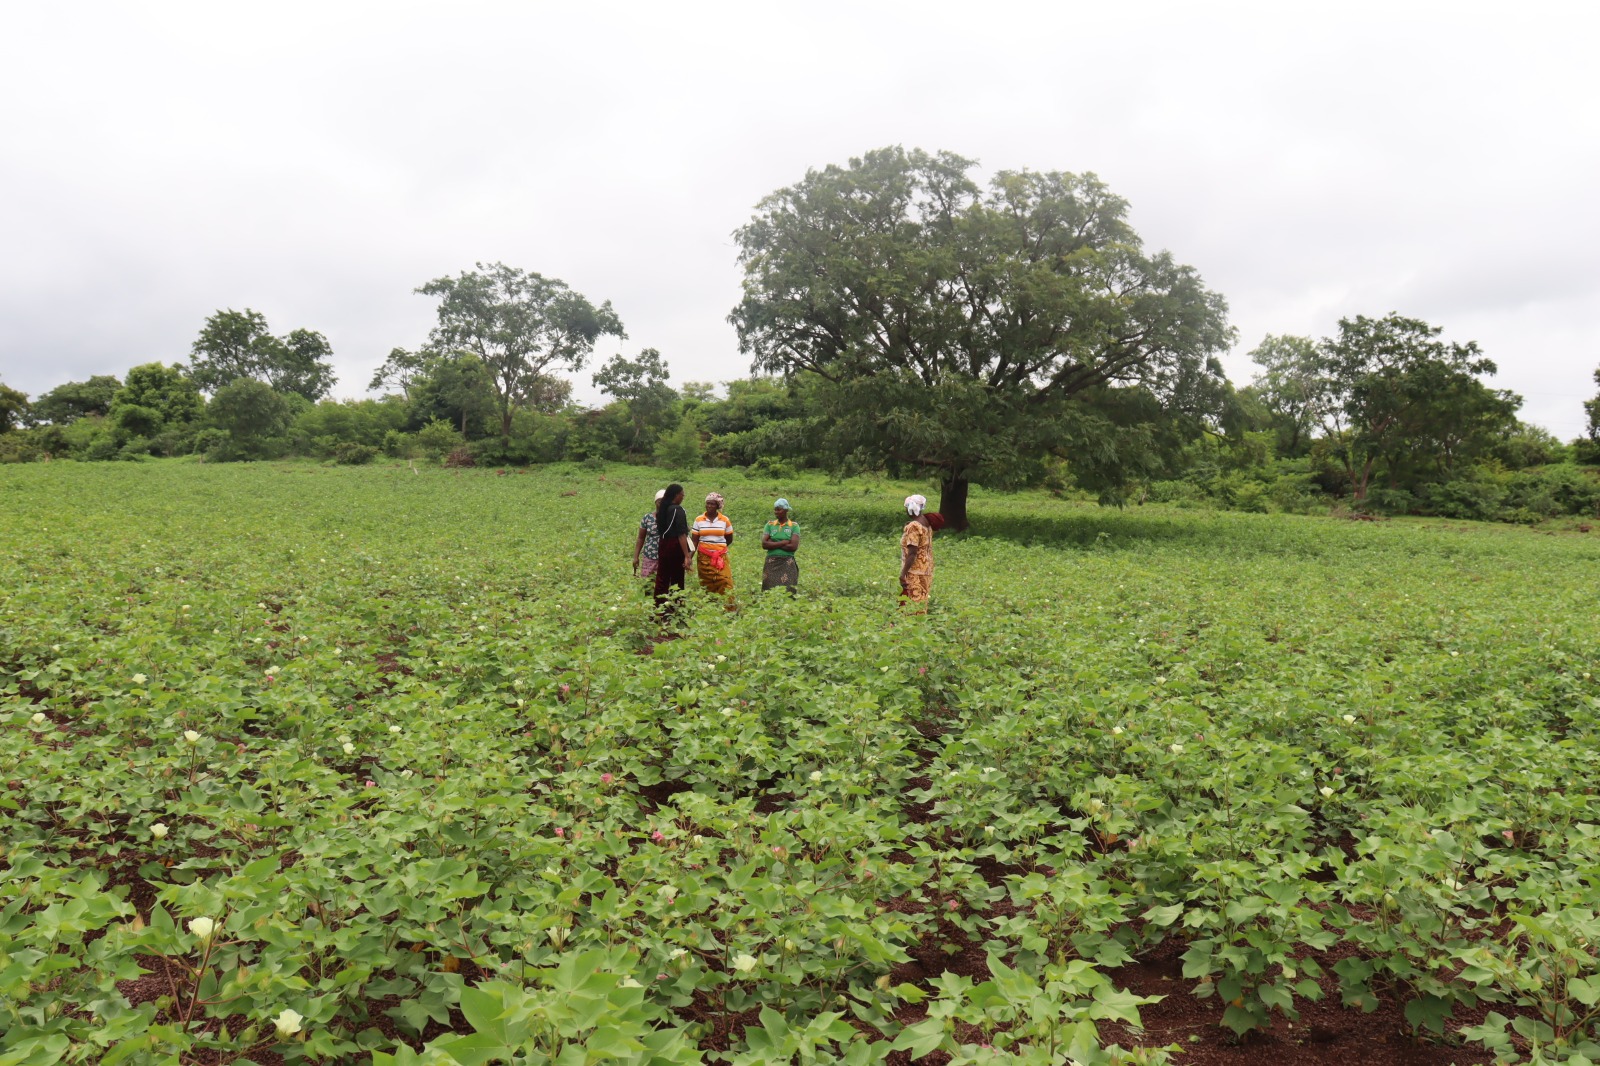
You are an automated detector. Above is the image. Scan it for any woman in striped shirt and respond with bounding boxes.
[691,492,735,597]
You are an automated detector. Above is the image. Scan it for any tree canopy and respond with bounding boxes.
[415,262,624,442]
[30,375,122,425]
[730,146,1234,527]
[188,309,337,401]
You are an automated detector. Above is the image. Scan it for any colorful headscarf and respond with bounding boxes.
[705,492,725,507]
[926,513,947,531]
[904,494,927,517]
[773,498,791,511]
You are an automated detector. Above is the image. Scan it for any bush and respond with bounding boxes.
[443,446,475,468]
[333,443,378,465]
[653,420,703,474]
[414,419,466,461]
[1365,487,1419,515]
[748,456,796,481]
[1422,479,1507,521]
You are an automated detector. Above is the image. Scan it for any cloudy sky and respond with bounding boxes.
[2,1,1596,437]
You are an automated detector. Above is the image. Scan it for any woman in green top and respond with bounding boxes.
[760,498,801,593]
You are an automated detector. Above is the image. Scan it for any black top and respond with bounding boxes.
[657,505,689,540]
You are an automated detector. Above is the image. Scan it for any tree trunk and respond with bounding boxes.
[938,476,971,531]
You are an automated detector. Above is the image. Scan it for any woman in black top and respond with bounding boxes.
[652,483,694,615]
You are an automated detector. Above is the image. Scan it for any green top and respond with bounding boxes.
[763,520,799,557]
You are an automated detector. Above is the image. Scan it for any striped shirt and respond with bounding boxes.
[692,513,733,548]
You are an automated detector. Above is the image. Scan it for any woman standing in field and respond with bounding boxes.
[899,494,944,608]
[653,484,694,615]
[632,488,666,581]
[691,492,735,598]
[761,498,800,593]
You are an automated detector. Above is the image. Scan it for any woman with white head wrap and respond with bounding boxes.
[899,494,945,609]
[632,488,668,580]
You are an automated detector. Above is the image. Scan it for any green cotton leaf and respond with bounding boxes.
[1403,994,1452,1035]
[889,1018,947,1058]
[1570,976,1600,1007]
[1221,1004,1261,1036]
[1088,984,1153,1023]
[458,985,510,1042]
[1142,903,1183,927]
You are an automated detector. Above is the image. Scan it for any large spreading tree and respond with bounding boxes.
[415,262,624,443]
[730,147,1235,528]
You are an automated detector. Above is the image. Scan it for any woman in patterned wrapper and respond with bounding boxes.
[898,494,945,609]
[632,488,666,581]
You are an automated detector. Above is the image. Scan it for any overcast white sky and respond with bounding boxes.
[2,1,1596,437]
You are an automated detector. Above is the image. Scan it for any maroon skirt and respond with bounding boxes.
[653,538,687,611]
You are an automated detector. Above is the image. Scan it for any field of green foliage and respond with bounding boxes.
[4,461,1600,1066]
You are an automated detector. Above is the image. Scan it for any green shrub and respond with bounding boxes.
[332,442,378,465]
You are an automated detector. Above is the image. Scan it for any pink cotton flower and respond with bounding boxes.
[1503,830,1516,841]
[651,830,665,842]
[946,900,959,911]
[601,773,613,784]
[364,779,375,788]
[555,827,565,838]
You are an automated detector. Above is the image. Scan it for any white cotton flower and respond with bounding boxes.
[809,771,822,783]
[150,822,169,839]
[731,953,757,973]
[273,1008,303,1037]
[132,673,147,685]
[30,711,46,725]
[1111,726,1124,735]
[338,735,350,744]
[183,730,201,744]
[619,977,643,988]
[1320,786,1334,798]
[400,769,414,778]
[389,725,402,734]
[1169,743,1184,755]
[342,742,355,755]
[1342,714,1356,724]
[667,947,687,960]
[189,916,217,940]
[1156,676,1167,685]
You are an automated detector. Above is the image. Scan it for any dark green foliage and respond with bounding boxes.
[204,379,292,460]
[188,309,337,401]
[0,381,27,433]
[30,374,121,425]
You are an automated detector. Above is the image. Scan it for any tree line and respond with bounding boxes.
[3,146,1598,527]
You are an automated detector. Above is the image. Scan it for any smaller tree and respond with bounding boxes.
[653,417,702,475]
[416,262,624,442]
[189,309,337,400]
[109,363,204,440]
[206,378,292,459]
[30,375,122,425]
[0,382,28,433]
[1247,335,1324,457]
[1584,366,1600,445]
[593,348,676,451]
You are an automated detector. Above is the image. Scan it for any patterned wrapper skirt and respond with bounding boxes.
[696,548,735,595]
[761,555,799,591]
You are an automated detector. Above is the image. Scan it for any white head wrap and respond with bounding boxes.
[904,494,927,517]
[654,489,666,502]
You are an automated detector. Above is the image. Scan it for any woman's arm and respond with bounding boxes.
[786,529,799,553]
[680,534,694,558]
[632,526,646,573]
